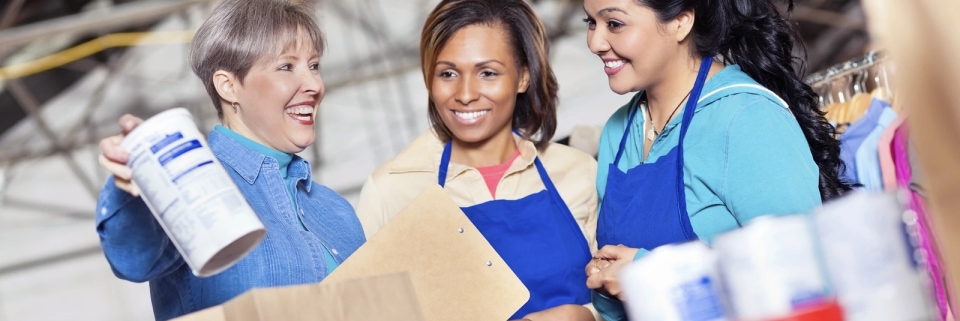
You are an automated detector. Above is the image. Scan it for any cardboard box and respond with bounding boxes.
[172,271,425,321]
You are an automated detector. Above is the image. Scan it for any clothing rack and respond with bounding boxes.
[804,50,888,88]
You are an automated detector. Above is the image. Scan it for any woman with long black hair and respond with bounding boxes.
[580,0,851,319]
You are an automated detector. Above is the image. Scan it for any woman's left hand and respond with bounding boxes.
[585,245,639,300]
[519,304,595,321]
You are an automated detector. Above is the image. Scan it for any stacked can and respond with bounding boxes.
[813,191,936,321]
[619,241,728,321]
[713,214,842,321]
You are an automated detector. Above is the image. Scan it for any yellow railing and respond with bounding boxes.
[0,30,195,81]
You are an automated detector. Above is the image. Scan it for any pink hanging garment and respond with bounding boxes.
[880,112,908,191]
[893,124,950,320]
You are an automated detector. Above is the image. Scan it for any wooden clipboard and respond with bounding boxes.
[323,185,529,320]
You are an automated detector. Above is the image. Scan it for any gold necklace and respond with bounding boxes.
[646,90,692,141]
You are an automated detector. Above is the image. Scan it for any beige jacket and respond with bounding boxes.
[357,129,599,254]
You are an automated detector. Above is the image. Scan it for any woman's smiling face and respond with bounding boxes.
[583,0,681,94]
[229,28,324,153]
[430,23,530,146]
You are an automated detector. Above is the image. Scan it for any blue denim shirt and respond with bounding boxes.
[213,125,341,271]
[95,129,365,321]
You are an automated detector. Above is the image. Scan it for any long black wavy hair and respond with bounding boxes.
[640,0,852,200]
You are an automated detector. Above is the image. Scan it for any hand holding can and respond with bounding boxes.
[119,108,266,277]
[98,114,144,196]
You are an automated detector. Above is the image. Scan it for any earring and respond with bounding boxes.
[231,102,239,112]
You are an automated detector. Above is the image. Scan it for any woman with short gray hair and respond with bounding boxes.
[94,0,365,319]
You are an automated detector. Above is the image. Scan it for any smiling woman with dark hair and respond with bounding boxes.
[356,0,601,319]
[94,1,365,320]
[580,0,852,319]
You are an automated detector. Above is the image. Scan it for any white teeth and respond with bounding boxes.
[453,110,489,120]
[286,106,314,115]
[286,106,314,120]
[605,60,625,68]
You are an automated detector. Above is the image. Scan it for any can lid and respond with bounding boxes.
[120,107,195,149]
[761,301,844,321]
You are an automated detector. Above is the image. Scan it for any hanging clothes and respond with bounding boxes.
[839,98,891,183]
[843,93,875,127]
[854,106,898,191]
[878,112,908,191]
[893,125,949,320]
[808,45,951,319]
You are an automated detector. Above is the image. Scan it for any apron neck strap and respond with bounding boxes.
[678,56,714,143]
[673,56,714,201]
[438,136,554,193]
[614,92,646,165]
[439,140,453,187]
[613,57,714,166]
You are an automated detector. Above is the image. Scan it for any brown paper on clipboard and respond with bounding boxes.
[323,185,529,321]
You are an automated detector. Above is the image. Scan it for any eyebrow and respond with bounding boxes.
[436,59,506,68]
[278,52,319,60]
[596,7,628,16]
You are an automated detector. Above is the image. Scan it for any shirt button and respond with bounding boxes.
[331,249,339,255]
[100,207,107,216]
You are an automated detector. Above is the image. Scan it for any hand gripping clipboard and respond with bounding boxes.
[323,185,529,320]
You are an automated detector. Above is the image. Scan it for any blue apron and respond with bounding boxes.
[438,140,592,319]
[597,57,713,250]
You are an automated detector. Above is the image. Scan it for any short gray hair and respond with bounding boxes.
[190,0,325,119]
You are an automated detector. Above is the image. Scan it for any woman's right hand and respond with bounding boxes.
[98,114,143,196]
[585,245,639,300]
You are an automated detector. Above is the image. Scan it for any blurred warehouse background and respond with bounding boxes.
[0,0,871,320]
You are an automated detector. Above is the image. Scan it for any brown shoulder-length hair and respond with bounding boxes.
[420,0,558,150]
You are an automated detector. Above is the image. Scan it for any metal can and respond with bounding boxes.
[619,241,728,321]
[813,191,935,321]
[121,108,266,277]
[713,214,832,320]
